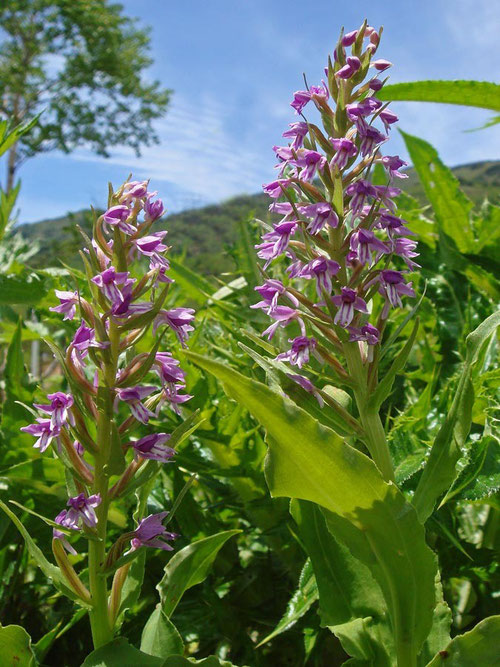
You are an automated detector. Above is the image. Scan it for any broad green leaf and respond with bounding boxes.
[418,578,452,666]
[426,615,500,666]
[0,624,37,667]
[81,637,163,666]
[0,272,49,305]
[441,434,500,503]
[185,352,437,661]
[0,499,87,606]
[413,311,500,522]
[257,558,318,646]
[140,606,184,658]
[290,500,392,664]
[400,131,475,253]
[378,80,500,112]
[157,529,240,618]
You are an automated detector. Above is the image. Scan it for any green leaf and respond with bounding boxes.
[257,558,318,646]
[290,500,392,664]
[0,499,88,606]
[184,351,437,661]
[0,115,40,158]
[0,624,37,667]
[413,311,500,522]
[400,131,475,253]
[378,80,500,112]
[81,638,164,666]
[157,529,240,618]
[162,657,239,666]
[140,607,184,658]
[426,615,500,666]
[0,272,49,305]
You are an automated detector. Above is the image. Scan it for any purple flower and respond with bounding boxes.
[390,237,421,270]
[374,185,401,210]
[252,279,298,312]
[35,392,74,429]
[103,205,136,235]
[91,267,135,305]
[376,210,415,237]
[348,323,380,345]
[149,253,174,286]
[133,232,168,257]
[256,221,297,266]
[289,149,326,182]
[277,336,317,368]
[299,257,340,297]
[70,321,103,357]
[154,352,186,386]
[144,197,165,222]
[369,78,384,91]
[379,109,399,132]
[380,155,408,179]
[153,308,195,346]
[377,270,416,308]
[345,180,378,215]
[357,122,387,157]
[130,512,177,551]
[131,433,175,462]
[120,180,149,203]
[287,374,324,407]
[301,202,339,234]
[282,122,309,149]
[346,98,382,121]
[336,56,361,79]
[263,179,292,198]
[291,90,312,114]
[50,290,78,321]
[21,418,60,453]
[342,30,358,46]
[156,384,192,416]
[53,510,79,555]
[330,138,357,169]
[116,386,157,424]
[331,287,368,327]
[371,59,392,71]
[349,229,389,265]
[66,493,101,529]
[111,295,154,320]
[262,306,306,340]
[310,82,329,103]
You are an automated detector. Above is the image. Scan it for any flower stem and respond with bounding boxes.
[343,342,394,482]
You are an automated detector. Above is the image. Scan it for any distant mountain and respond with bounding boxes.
[17,160,500,275]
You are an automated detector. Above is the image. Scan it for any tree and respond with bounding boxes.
[0,0,171,192]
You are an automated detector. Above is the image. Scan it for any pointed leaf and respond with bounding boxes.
[140,607,184,658]
[0,624,36,667]
[81,638,164,666]
[426,615,500,666]
[378,80,500,112]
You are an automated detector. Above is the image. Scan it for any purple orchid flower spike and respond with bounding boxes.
[35,392,74,429]
[130,433,175,462]
[252,279,299,312]
[336,56,361,79]
[70,321,108,358]
[116,386,157,424]
[91,267,135,305]
[154,352,187,386]
[144,196,164,222]
[357,121,387,157]
[290,149,326,182]
[262,178,293,198]
[50,290,79,321]
[130,512,178,551]
[282,122,309,149]
[133,231,168,257]
[332,287,368,327]
[256,220,297,267]
[153,308,195,346]
[66,493,101,529]
[345,180,378,216]
[276,336,317,369]
[21,418,60,453]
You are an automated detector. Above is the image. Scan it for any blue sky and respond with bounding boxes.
[7,0,500,223]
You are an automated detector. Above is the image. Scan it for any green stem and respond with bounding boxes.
[343,342,395,482]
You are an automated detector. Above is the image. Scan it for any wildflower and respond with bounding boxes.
[379,109,399,132]
[299,257,340,297]
[144,197,164,222]
[277,336,317,368]
[133,232,168,257]
[91,267,135,305]
[379,155,408,179]
[153,308,195,346]
[336,56,361,79]
[348,323,380,345]
[302,202,339,234]
[102,205,136,235]
[50,290,79,321]
[282,122,309,149]
[21,418,60,453]
[371,58,392,71]
[330,138,357,170]
[345,180,378,215]
[290,90,311,114]
[287,374,324,407]
[116,386,157,424]
[262,306,306,340]
[252,279,298,311]
[35,392,74,429]
[53,510,79,555]
[342,30,358,46]
[377,270,416,309]
[65,493,101,529]
[332,287,368,327]
[130,512,177,551]
[256,221,297,266]
[349,229,389,265]
[130,433,175,462]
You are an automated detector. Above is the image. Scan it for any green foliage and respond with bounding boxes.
[0,624,37,667]
[426,615,500,666]
[378,80,500,112]
[0,0,170,185]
